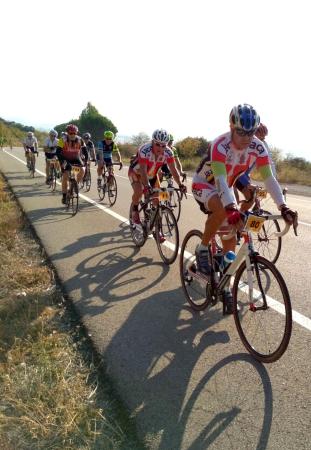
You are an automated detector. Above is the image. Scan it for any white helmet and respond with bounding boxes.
[49,129,58,137]
[27,131,34,137]
[152,129,170,144]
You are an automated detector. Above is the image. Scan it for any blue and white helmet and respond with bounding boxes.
[229,104,260,132]
[49,129,58,137]
[152,129,170,144]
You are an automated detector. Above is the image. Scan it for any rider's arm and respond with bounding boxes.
[113,144,122,163]
[167,160,183,186]
[259,164,285,208]
[140,162,149,187]
[211,161,236,208]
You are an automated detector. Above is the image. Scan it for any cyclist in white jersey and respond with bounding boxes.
[44,130,59,183]
[23,132,38,169]
[192,104,297,313]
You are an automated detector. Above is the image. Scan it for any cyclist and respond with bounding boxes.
[129,128,187,225]
[56,124,88,204]
[160,134,186,183]
[44,129,59,184]
[96,131,123,188]
[192,104,297,313]
[23,131,38,169]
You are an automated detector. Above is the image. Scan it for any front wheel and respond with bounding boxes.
[180,229,213,310]
[66,179,79,216]
[85,168,91,192]
[155,206,179,264]
[232,254,292,363]
[167,189,182,222]
[49,167,57,191]
[252,209,282,264]
[108,175,117,206]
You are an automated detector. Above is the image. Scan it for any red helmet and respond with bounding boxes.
[66,124,79,134]
[256,123,268,139]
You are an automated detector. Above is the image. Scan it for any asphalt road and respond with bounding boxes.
[1,148,311,450]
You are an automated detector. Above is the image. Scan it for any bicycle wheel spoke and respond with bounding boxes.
[233,255,292,362]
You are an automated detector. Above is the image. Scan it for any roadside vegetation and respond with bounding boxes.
[0,174,144,450]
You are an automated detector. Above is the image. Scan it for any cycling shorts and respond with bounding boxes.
[25,146,36,153]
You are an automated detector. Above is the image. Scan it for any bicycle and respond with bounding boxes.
[27,150,38,178]
[79,161,92,192]
[160,172,186,222]
[129,187,182,265]
[97,162,121,206]
[47,157,61,192]
[65,164,81,216]
[180,212,296,363]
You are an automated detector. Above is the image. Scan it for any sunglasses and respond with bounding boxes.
[154,142,166,148]
[235,128,256,137]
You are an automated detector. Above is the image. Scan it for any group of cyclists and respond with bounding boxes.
[22,103,298,313]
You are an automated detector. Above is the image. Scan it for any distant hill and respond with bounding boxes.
[0,117,48,147]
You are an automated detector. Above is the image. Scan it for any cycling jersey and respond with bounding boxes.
[57,136,87,162]
[97,140,119,158]
[130,143,174,179]
[193,132,284,208]
[44,137,59,158]
[23,136,38,148]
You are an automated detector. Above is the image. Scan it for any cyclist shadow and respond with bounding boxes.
[103,287,273,450]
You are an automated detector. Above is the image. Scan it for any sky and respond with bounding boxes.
[2,0,311,161]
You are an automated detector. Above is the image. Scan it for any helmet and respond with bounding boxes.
[61,131,67,138]
[229,104,260,132]
[169,134,174,142]
[152,129,170,144]
[66,124,79,134]
[256,123,268,138]
[49,129,58,137]
[104,130,114,140]
[27,131,34,137]
[83,132,91,139]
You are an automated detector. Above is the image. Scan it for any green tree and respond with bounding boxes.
[176,136,210,158]
[54,103,118,143]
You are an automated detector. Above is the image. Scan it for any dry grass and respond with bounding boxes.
[0,175,143,450]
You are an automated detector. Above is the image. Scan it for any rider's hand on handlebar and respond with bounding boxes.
[179,183,187,194]
[280,205,298,235]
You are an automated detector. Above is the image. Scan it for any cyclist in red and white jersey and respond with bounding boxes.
[56,124,88,204]
[192,104,297,312]
[129,129,187,225]
[23,131,38,169]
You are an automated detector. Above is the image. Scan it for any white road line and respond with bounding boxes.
[3,149,311,332]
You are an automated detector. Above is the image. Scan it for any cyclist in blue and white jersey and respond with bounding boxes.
[96,130,123,187]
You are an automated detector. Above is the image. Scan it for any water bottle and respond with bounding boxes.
[224,251,236,267]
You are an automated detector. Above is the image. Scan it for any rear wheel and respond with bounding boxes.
[129,203,147,247]
[108,175,117,206]
[155,206,179,264]
[252,210,282,263]
[180,229,212,310]
[233,254,292,363]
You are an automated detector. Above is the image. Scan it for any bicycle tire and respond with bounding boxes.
[85,168,91,192]
[29,156,35,178]
[155,206,179,265]
[66,179,79,216]
[129,203,147,247]
[98,175,107,201]
[168,189,182,222]
[108,175,117,206]
[50,167,57,191]
[180,229,213,310]
[233,254,292,363]
[252,209,282,264]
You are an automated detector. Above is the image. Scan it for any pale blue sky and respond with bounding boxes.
[2,0,311,161]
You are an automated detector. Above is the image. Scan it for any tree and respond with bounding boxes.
[175,136,210,158]
[54,102,118,143]
[130,132,150,147]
